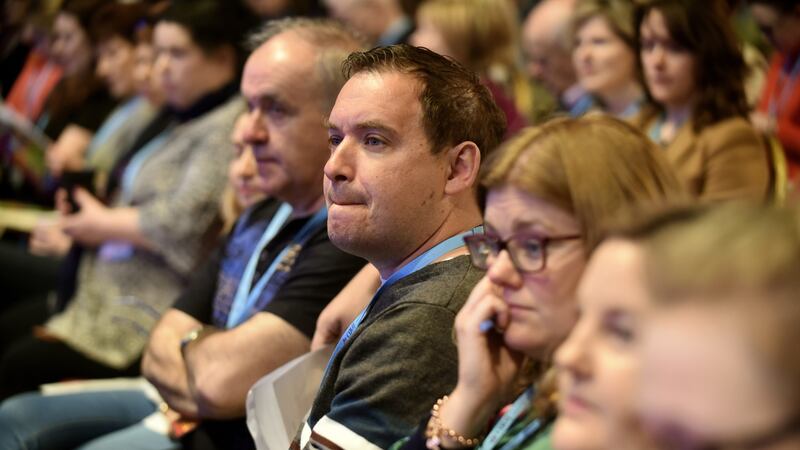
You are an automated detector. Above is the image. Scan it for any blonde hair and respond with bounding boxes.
[633,203,800,406]
[482,116,685,252]
[416,0,535,120]
[571,0,637,48]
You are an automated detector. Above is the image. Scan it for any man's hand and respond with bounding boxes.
[311,264,378,351]
[29,218,72,257]
[60,187,113,246]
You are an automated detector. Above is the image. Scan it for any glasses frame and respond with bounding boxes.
[464,233,582,274]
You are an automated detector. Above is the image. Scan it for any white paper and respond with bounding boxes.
[246,346,334,450]
[40,377,157,398]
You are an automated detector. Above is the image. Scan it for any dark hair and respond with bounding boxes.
[635,0,749,133]
[341,44,507,158]
[747,0,800,12]
[47,0,106,126]
[60,0,106,39]
[89,2,152,46]
[158,0,258,71]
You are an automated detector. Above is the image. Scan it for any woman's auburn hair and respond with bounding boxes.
[481,115,686,253]
[481,115,686,419]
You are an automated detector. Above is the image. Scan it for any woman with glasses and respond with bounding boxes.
[393,115,684,450]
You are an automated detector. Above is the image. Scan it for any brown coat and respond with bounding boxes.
[644,116,770,202]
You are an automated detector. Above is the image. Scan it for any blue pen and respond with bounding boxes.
[479,318,495,333]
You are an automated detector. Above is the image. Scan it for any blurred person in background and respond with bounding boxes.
[243,0,325,18]
[635,203,800,450]
[750,0,800,183]
[0,0,254,400]
[46,1,160,188]
[634,0,770,202]
[2,1,63,123]
[410,0,530,135]
[1,0,37,96]
[324,0,414,46]
[522,0,591,117]
[1,0,118,205]
[0,18,367,450]
[0,1,164,320]
[571,0,644,119]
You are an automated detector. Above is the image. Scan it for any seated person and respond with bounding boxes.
[1,0,116,206]
[394,117,684,450]
[634,0,770,201]
[0,18,367,450]
[571,0,644,118]
[298,44,506,449]
[0,0,254,401]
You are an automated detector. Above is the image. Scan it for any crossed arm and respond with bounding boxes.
[142,308,310,419]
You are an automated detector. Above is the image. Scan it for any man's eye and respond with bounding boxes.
[267,104,287,115]
[365,136,384,146]
[328,136,343,147]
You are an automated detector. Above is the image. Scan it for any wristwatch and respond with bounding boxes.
[179,326,214,353]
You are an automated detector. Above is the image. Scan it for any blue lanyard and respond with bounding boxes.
[479,387,542,450]
[769,53,800,119]
[119,129,171,204]
[87,97,142,159]
[648,114,664,144]
[648,113,687,146]
[569,94,594,117]
[226,205,327,328]
[619,98,642,119]
[326,225,484,370]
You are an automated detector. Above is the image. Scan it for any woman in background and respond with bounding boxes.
[637,203,800,450]
[395,116,683,450]
[571,0,643,119]
[409,0,532,133]
[634,0,769,202]
[1,0,117,205]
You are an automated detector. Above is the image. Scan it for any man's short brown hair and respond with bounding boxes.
[341,44,507,157]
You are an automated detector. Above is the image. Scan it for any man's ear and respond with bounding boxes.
[444,141,481,196]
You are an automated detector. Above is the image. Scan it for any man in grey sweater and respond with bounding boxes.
[297,45,507,450]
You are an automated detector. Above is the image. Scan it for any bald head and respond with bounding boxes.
[522,0,577,98]
[324,0,405,44]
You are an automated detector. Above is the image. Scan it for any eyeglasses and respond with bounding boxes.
[464,233,581,273]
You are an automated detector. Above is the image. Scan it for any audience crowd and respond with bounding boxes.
[0,0,798,449]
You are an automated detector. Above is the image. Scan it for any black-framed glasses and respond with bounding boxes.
[464,233,582,273]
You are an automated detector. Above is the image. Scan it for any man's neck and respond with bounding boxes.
[287,193,326,219]
[376,214,482,281]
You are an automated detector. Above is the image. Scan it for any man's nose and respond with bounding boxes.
[242,108,269,145]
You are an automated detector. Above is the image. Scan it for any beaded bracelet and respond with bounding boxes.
[424,395,482,449]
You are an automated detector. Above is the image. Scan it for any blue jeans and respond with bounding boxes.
[0,389,173,450]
